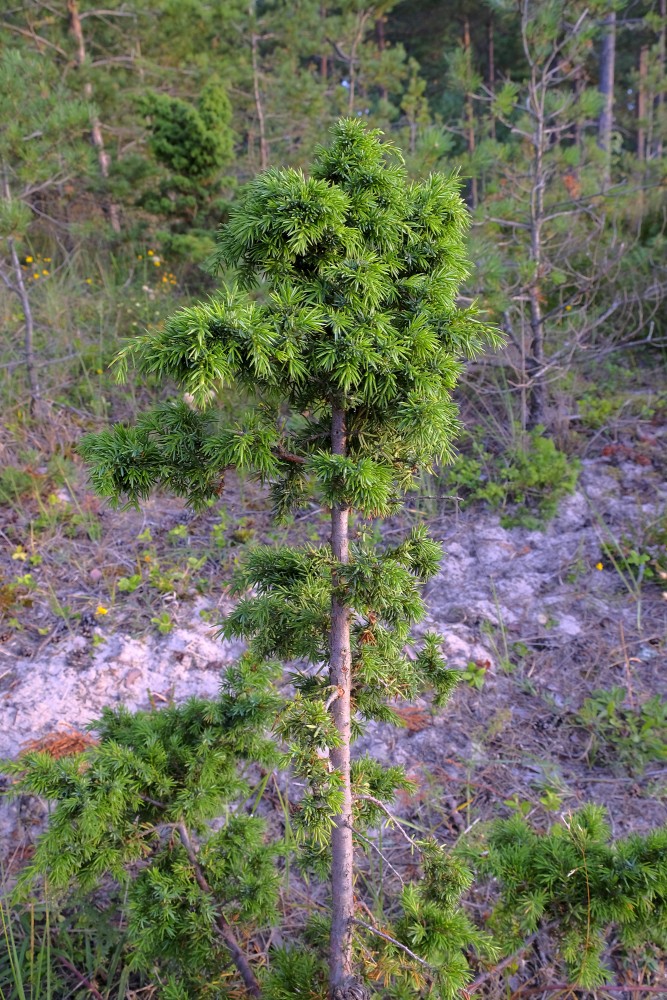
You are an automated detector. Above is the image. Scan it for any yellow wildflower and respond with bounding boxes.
[25,255,33,263]
[595,562,603,571]
[147,249,154,256]
[95,605,109,615]
[33,273,39,279]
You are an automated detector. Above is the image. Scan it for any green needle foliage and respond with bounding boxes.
[459,805,667,990]
[4,656,282,998]
[18,119,504,998]
[138,78,235,227]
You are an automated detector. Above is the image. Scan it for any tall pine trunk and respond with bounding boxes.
[250,21,268,171]
[328,403,355,995]
[376,16,387,101]
[8,241,40,414]
[488,16,496,139]
[638,44,649,161]
[657,0,666,158]
[463,16,478,208]
[597,9,616,185]
[526,72,546,431]
[67,0,121,233]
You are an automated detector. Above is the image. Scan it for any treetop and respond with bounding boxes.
[84,119,500,514]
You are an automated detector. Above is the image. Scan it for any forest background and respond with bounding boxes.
[1,0,666,430]
[1,1,667,998]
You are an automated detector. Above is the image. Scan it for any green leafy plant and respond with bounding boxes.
[442,428,579,527]
[600,516,667,587]
[574,686,667,774]
[0,466,43,504]
[116,573,142,594]
[461,661,487,690]
[148,553,208,596]
[151,611,174,634]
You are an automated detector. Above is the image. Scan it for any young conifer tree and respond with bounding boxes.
[80,118,501,997]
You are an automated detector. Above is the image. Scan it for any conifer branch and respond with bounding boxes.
[351,918,434,974]
[176,824,262,998]
[324,686,343,712]
[464,932,540,996]
[355,795,416,847]
[515,987,665,996]
[352,827,405,884]
[273,445,307,465]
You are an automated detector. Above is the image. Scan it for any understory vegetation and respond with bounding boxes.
[1,1,667,997]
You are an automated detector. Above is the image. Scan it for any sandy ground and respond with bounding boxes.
[2,451,666,861]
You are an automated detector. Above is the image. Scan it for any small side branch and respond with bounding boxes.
[176,824,262,998]
[352,917,434,974]
[464,932,539,996]
[273,445,307,465]
[352,827,405,884]
[356,794,416,847]
[57,956,105,1000]
[324,685,343,712]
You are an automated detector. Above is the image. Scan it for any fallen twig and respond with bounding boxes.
[58,955,105,1000]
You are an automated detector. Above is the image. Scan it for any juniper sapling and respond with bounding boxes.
[78,118,502,997]
[457,804,667,990]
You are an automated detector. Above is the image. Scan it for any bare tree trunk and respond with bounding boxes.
[67,0,120,232]
[8,238,41,414]
[328,403,356,998]
[488,15,496,139]
[321,4,328,79]
[638,44,649,161]
[250,24,268,170]
[463,16,477,208]
[527,75,546,430]
[597,8,616,183]
[346,11,370,115]
[657,0,666,158]
[376,16,387,101]
[573,66,585,152]
[2,175,41,414]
